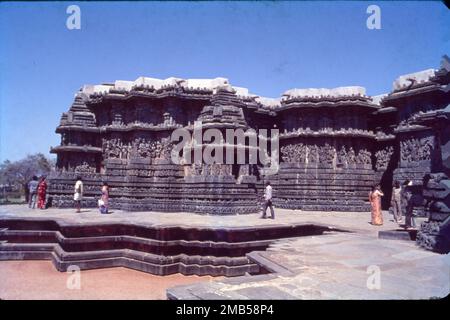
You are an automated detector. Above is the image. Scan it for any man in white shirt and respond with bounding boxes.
[74,176,84,213]
[261,181,275,219]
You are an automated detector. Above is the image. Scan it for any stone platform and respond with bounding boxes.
[2,205,447,299]
[168,233,450,300]
[0,205,354,277]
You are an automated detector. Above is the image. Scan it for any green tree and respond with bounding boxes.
[0,153,55,201]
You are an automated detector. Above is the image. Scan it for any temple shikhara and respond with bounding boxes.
[48,57,450,235]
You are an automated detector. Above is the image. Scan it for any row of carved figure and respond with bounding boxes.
[400,138,434,163]
[56,163,248,178]
[184,164,253,177]
[280,143,372,165]
[185,164,233,176]
[99,118,183,130]
[56,161,97,174]
[280,127,372,137]
[102,138,173,161]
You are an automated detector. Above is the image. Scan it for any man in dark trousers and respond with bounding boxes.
[28,176,39,209]
[261,181,275,219]
[402,180,417,229]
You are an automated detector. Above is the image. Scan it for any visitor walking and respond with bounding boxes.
[74,176,83,213]
[28,176,39,209]
[261,181,275,219]
[369,184,384,226]
[402,180,416,230]
[36,176,47,209]
[99,182,109,214]
[391,180,403,224]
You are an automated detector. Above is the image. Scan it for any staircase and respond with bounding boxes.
[0,219,334,276]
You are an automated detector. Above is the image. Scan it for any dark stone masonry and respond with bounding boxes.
[0,218,335,277]
[48,56,450,217]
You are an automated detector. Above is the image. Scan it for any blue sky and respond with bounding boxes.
[0,1,449,161]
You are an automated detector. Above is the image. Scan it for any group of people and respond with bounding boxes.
[28,176,110,214]
[73,177,110,214]
[27,176,47,209]
[369,180,416,229]
[28,175,418,224]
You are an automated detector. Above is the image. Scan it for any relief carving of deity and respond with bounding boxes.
[375,146,394,170]
[401,137,433,163]
[103,138,122,159]
[347,147,356,165]
[308,145,319,163]
[102,137,174,161]
[238,164,250,176]
[220,164,232,176]
[192,164,202,175]
[319,143,335,164]
[356,149,372,165]
[280,143,307,163]
[211,164,222,176]
[337,146,348,166]
[74,161,96,173]
[201,164,211,176]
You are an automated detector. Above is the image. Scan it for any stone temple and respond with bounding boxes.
[48,56,450,218]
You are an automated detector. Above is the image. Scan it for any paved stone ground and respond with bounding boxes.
[168,234,450,300]
[0,204,409,234]
[2,204,448,300]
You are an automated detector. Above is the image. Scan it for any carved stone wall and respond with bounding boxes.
[375,146,394,171]
[400,137,434,164]
[276,138,374,212]
[393,133,436,216]
[417,173,450,253]
[49,61,449,214]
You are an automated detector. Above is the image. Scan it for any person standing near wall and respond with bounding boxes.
[261,181,275,219]
[99,182,109,214]
[402,180,416,230]
[369,184,384,226]
[36,176,47,209]
[28,176,39,209]
[74,176,83,213]
[391,180,403,224]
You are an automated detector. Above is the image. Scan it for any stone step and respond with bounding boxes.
[0,243,259,277]
[0,219,332,242]
[0,218,339,276]
[378,229,417,241]
[0,229,271,257]
[0,228,8,245]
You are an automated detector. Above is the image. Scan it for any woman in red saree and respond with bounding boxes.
[369,184,384,225]
[37,176,47,209]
